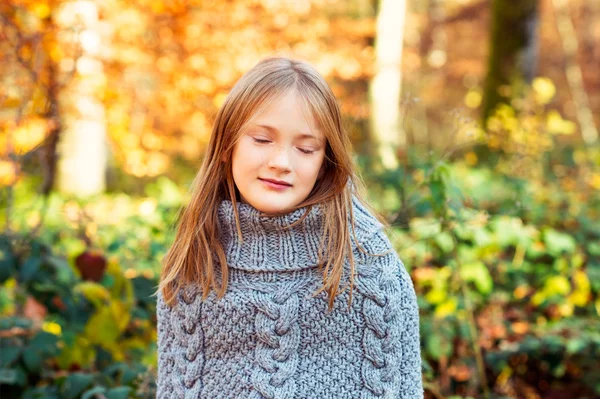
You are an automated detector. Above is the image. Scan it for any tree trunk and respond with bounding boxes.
[369,0,407,170]
[56,0,107,197]
[482,0,539,123]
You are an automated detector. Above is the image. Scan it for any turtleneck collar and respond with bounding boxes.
[217,195,383,273]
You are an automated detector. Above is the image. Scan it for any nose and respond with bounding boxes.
[267,146,292,172]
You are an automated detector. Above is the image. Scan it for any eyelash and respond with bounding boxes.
[252,138,315,155]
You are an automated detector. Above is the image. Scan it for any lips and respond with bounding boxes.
[259,178,292,188]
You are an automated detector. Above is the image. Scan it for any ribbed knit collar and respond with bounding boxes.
[217,195,383,272]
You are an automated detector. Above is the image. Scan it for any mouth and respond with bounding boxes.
[259,178,292,189]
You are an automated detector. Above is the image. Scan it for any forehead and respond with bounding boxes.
[249,90,324,140]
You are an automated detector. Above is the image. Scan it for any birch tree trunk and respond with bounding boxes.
[56,0,107,197]
[369,0,407,170]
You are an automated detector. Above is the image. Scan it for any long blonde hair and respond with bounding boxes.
[159,56,382,311]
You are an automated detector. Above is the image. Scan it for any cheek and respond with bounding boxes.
[296,157,324,182]
[232,143,263,179]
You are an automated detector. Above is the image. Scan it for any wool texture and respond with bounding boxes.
[156,196,423,398]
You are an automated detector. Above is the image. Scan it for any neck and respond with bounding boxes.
[217,195,383,273]
[218,200,326,272]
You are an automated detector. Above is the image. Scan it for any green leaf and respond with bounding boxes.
[62,372,95,399]
[566,338,587,354]
[22,347,42,372]
[23,331,60,372]
[588,241,600,257]
[20,257,43,282]
[47,255,76,285]
[543,228,576,256]
[410,218,441,239]
[0,317,32,330]
[105,386,132,399]
[472,227,494,247]
[0,346,21,367]
[0,247,17,283]
[491,217,537,247]
[30,331,60,356]
[425,334,452,361]
[82,386,107,399]
[145,176,183,207]
[0,367,27,386]
[588,262,600,293]
[434,231,454,254]
[460,261,493,294]
[22,386,60,399]
[120,367,139,385]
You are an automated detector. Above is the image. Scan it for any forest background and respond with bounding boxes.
[1,0,599,398]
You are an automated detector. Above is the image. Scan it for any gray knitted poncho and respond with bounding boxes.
[156,196,423,398]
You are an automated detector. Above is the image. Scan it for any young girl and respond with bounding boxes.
[156,56,423,398]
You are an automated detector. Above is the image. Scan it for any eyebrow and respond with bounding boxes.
[255,124,321,141]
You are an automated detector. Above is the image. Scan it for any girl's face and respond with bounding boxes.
[231,90,326,214]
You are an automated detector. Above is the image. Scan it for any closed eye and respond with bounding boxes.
[297,148,315,155]
[252,137,271,144]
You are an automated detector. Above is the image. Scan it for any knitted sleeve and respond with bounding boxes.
[395,256,424,398]
[156,287,205,398]
[355,228,424,398]
[156,291,176,397]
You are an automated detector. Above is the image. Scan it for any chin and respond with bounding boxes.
[254,202,293,215]
[243,195,296,215]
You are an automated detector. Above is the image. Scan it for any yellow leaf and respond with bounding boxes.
[558,303,573,317]
[464,90,482,109]
[513,285,529,300]
[426,288,446,305]
[573,270,590,292]
[49,44,64,62]
[434,298,457,318]
[2,95,22,108]
[110,301,131,333]
[56,335,96,369]
[546,110,576,135]
[464,151,478,166]
[571,253,585,269]
[42,321,62,336]
[590,173,600,190]
[151,0,165,13]
[511,321,529,334]
[0,161,19,186]
[213,92,228,108]
[544,275,571,296]
[531,291,545,306]
[568,291,589,307]
[496,366,513,386]
[122,337,148,352]
[74,281,110,308]
[13,118,48,153]
[568,270,591,307]
[31,3,51,19]
[85,307,120,347]
[533,77,556,105]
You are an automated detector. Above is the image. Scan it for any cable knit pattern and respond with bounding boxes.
[156,195,423,398]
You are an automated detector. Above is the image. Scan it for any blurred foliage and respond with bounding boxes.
[0,177,186,397]
[361,85,600,398]
[2,82,599,397]
[0,0,378,184]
